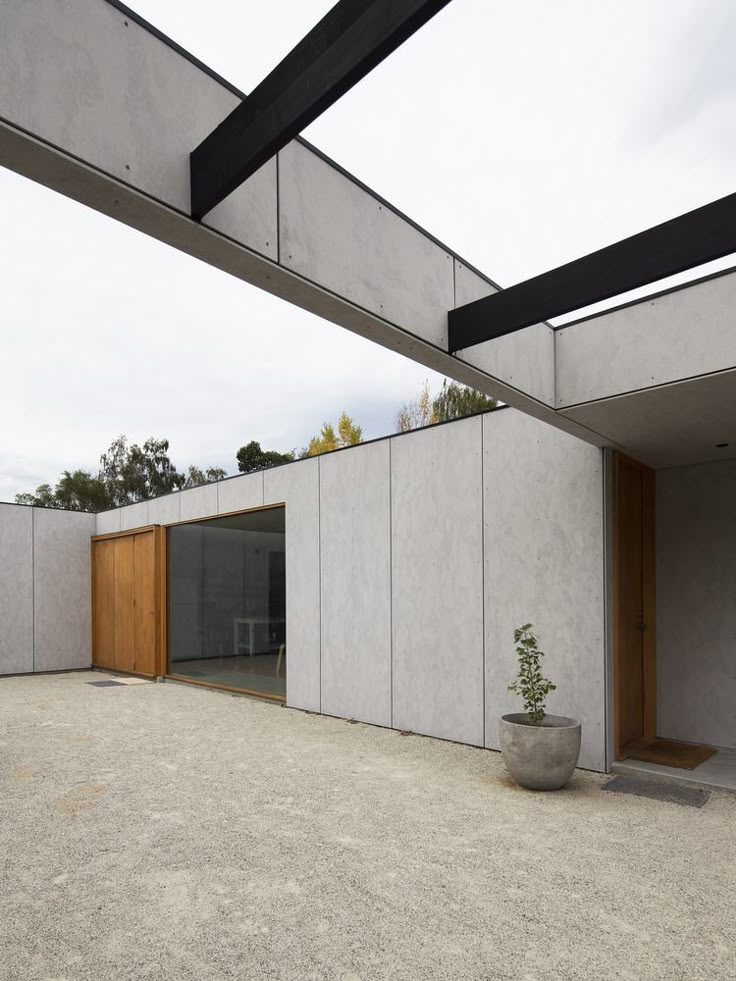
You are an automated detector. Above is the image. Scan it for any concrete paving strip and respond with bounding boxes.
[87,675,152,687]
[1,671,735,981]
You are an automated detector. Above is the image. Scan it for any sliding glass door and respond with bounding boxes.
[167,507,286,698]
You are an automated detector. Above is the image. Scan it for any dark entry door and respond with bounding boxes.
[614,454,656,755]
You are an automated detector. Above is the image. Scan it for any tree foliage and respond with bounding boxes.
[396,381,436,433]
[15,436,229,512]
[508,623,557,725]
[396,379,497,433]
[432,379,497,422]
[236,440,294,474]
[184,465,228,488]
[15,470,111,512]
[304,412,363,456]
[15,379,496,513]
[100,436,184,506]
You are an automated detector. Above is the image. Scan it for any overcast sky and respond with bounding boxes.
[2,0,734,501]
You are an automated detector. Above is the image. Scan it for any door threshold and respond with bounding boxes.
[619,735,716,769]
[612,749,736,795]
[166,673,285,703]
[92,666,156,681]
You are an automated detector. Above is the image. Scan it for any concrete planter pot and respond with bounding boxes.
[499,713,581,790]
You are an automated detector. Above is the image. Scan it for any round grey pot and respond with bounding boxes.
[499,714,581,791]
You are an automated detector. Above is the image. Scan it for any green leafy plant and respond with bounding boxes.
[508,623,556,724]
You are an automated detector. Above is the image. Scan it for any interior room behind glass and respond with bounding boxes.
[168,507,286,697]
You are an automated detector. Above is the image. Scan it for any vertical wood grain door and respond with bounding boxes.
[113,535,136,672]
[91,527,161,677]
[133,531,156,676]
[92,539,116,669]
[613,454,656,756]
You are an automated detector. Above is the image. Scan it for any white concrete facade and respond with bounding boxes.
[0,504,95,675]
[6,408,735,775]
[4,0,736,473]
[88,409,607,771]
[656,459,736,750]
[0,0,732,780]
[0,0,591,446]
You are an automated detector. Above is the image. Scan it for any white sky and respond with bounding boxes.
[2,0,735,500]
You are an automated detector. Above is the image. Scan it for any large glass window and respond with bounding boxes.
[167,507,286,697]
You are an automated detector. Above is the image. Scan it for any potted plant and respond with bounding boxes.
[499,623,581,790]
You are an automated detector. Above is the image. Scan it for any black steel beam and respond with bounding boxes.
[190,0,452,220]
[448,192,736,351]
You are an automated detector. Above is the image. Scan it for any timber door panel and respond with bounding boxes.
[617,459,644,747]
[613,453,656,757]
[92,527,160,677]
[133,532,156,676]
[113,535,136,672]
[92,539,116,669]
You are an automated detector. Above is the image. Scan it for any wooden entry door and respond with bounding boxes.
[92,526,162,677]
[613,454,656,756]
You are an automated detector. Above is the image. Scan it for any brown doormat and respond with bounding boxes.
[622,738,717,770]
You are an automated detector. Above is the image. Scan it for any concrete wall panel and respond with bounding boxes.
[319,442,392,727]
[0,0,276,259]
[0,505,34,674]
[33,509,95,671]
[556,269,736,408]
[203,159,277,262]
[483,412,606,771]
[95,508,121,536]
[179,484,217,523]
[217,473,264,516]
[0,0,600,440]
[454,262,555,407]
[119,500,149,531]
[560,369,736,471]
[264,459,321,712]
[279,141,454,349]
[656,460,736,749]
[147,492,181,526]
[391,417,484,745]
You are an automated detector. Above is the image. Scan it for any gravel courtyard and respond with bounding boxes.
[1,671,734,981]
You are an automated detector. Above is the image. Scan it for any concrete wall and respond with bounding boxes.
[0,0,577,440]
[0,503,95,675]
[0,504,33,674]
[454,263,555,408]
[656,460,736,749]
[483,412,606,770]
[391,416,485,746]
[263,458,321,714]
[96,409,607,769]
[556,269,736,410]
[3,0,736,477]
[319,440,392,727]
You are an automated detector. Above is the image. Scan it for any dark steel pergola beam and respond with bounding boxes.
[448,191,736,351]
[190,0,452,220]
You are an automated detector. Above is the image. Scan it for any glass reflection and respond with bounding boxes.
[168,506,286,697]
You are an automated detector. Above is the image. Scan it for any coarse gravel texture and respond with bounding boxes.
[1,671,735,981]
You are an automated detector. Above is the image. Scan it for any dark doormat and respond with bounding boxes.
[86,680,125,688]
[621,737,716,769]
[603,775,710,808]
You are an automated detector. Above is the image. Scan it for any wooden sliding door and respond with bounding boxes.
[92,526,163,677]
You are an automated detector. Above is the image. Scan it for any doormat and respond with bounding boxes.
[86,680,125,687]
[603,776,710,808]
[623,738,716,770]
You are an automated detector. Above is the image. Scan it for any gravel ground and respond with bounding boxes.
[1,671,735,981]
